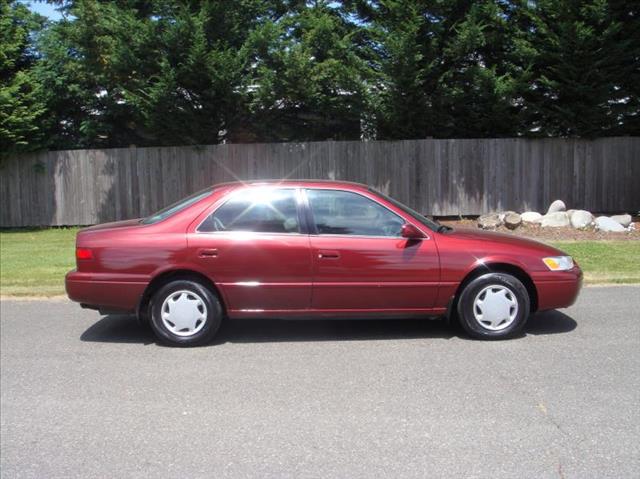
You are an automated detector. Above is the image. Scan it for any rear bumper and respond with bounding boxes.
[533,267,583,311]
[65,270,147,313]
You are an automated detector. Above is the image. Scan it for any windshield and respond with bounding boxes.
[369,188,440,232]
[141,188,213,225]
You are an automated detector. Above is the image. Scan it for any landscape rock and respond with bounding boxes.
[504,212,522,230]
[595,216,626,232]
[478,213,502,230]
[540,212,570,228]
[498,210,516,222]
[521,211,543,223]
[611,214,632,228]
[546,199,566,214]
[570,210,594,229]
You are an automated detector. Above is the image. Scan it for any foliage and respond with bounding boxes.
[522,0,640,137]
[0,1,47,156]
[36,0,278,148]
[246,2,371,141]
[355,0,533,139]
[1,0,639,152]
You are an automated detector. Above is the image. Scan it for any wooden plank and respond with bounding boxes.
[0,137,638,226]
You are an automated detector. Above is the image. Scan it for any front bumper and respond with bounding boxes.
[532,266,583,311]
[65,270,147,313]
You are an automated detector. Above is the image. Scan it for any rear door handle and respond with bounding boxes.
[198,248,218,258]
[318,250,340,259]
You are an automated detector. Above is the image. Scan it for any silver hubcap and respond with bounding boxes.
[472,285,519,331]
[161,290,207,337]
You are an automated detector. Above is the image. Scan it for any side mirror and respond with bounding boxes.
[401,223,425,239]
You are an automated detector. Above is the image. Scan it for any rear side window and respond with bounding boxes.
[141,188,213,225]
[199,188,300,234]
[306,189,404,237]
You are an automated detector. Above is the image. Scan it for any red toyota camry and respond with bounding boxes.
[66,181,582,346]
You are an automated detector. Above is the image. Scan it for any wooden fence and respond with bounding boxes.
[1,137,638,227]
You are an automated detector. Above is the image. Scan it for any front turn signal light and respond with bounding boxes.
[542,256,574,271]
[76,247,94,261]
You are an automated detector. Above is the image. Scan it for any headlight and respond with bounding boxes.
[542,256,574,271]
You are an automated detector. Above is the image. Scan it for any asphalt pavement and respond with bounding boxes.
[1,286,639,479]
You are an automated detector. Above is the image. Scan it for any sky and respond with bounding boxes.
[23,1,64,21]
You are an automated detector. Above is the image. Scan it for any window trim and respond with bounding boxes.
[195,186,307,235]
[302,188,430,240]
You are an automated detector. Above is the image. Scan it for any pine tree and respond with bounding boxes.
[37,0,281,148]
[246,1,371,141]
[6,0,639,151]
[0,1,47,155]
[348,0,532,139]
[522,0,640,137]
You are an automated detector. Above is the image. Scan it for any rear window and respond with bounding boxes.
[141,188,213,225]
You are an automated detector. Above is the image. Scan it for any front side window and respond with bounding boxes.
[306,189,404,237]
[369,188,439,232]
[199,188,300,234]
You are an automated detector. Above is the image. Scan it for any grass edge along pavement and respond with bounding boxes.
[0,228,638,297]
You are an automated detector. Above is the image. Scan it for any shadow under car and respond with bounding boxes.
[80,309,577,346]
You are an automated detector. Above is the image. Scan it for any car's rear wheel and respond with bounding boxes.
[456,272,530,340]
[149,279,223,347]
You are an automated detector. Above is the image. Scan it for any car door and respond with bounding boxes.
[304,188,440,312]
[187,187,312,314]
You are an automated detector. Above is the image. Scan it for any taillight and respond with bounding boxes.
[76,247,94,261]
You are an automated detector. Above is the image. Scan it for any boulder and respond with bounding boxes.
[478,213,502,230]
[611,214,632,228]
[546,199,566,214]
[540,212,570,228]
[595,216,625,232]
[498,210,516,222]
[521,211,543,223]
[570,210,594,229]
[504,212,522,230]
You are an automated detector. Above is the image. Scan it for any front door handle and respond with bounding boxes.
[318,250,340,259]
[198,248,218,258]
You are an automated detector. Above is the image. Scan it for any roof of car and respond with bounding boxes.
[213,179,370,191]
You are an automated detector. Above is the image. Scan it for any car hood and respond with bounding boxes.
[444,227,566,256]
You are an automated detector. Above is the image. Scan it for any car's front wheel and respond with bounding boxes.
[149,279,223,347]
[456,272,530,340]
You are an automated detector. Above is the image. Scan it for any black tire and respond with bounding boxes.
[456,273,530,340]
[149,279,223,347]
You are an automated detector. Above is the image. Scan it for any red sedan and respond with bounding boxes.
[66,181,582,346]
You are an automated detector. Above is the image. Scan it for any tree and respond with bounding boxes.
[348,0,534,139]
[522,0,640,137]
[5,0,639,152]
[36,0,285,148]
[36,0,370,146]
[0,1,47,155]
[246,1,371,141]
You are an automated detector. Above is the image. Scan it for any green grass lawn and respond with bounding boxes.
[0,228,638,296]
[550,241,640,285]
[1,228,79,296]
